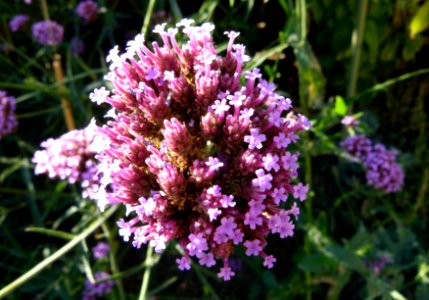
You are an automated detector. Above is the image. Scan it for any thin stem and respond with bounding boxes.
[141,0,156,37]
[347,0,368,97]
[53,54,76,131]
[297,0,307,46]
[101,223,126,300]
[0,206,117,298]
[138,246,154,300]
[347,68,429,103]
[39,0,50,20]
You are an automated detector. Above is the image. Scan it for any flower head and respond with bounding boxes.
[32,20,63,46]
[92,241,109,259]
[341,135,404,193]
[91,20,309,280]
[9,14,29,32]
[82,272,114,300]
[341,115,359,127]
[32,121,102,199]
[75,0,99,23]
[0,90,18,139]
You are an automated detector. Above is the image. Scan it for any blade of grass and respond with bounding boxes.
[141,0,156,37]
[0,205,117,299]
[101,222,126,300]
[138,246,157,300]
[347,0,369,97]
[347,68,429,104]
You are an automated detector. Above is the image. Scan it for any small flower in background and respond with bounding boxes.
[32,120,101,199]
[92,241,109,259]
[23,0,32,3]
[91,19,310,280]
[9,14,30,32]
[341,135,404,193]
[71,37,84,56]
[75,0,99,23]
[32,20,64,46]
[0,90,18,139]
[82,272,114,300]
[341,115,359,128]
[341,135,372,160]
[365,254,391,276]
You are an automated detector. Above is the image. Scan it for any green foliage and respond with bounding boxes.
[0,0,428,299]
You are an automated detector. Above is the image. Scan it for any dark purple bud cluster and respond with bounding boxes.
[0,90,18,139]
[82,272,114,300]
[75,0,99,23]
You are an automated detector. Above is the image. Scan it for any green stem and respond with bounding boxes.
[141,0,156,37]
[39,0,50,20]
[297,0,307,45]
[0,206,117,298]
[101,223,126,300]
[138,246,154,300]
[347,0,368,97]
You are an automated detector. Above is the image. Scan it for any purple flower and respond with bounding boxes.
[32,20,64,46]
[71,37,84,56]
[92,241,109,259]
[32,120,102,200]
[341,115,359,127]
[82,272,114,300]
[341,135,404,193]
[91,19,309,280]
[75,0,99,23]
[365,255,391,276]
[340,135,372,160]
[0,90,18,139]
[9,14,29,32]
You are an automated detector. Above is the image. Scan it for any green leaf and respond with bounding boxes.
[334,96,347,116]
[323,245,368,274]
[403,35,424,61]
[299,254,337,273]
[410,0,429,38]
[294,41,326,109]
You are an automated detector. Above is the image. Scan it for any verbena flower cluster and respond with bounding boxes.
[32,121,101,199]
[82,272,114,300]
[75,0,99,23]
[0,90,18,139]
[91,20,310,280]
[32,20,64,46]
[92,241,109,259]
[9,14,29,32]
[341,135,404,193]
